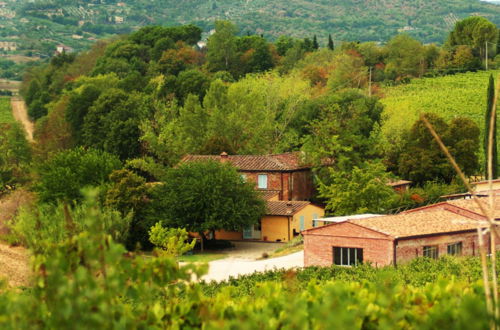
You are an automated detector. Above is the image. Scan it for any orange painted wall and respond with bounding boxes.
[291,204,325,236]
[261,216,290,242]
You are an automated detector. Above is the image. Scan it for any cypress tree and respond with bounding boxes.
[312,35,319,50]
[485,74,498,179]
[328,34,334,51]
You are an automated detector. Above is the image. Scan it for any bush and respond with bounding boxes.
[35,147,122,203]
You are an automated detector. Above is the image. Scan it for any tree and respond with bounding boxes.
[207,21,238,73]
[313,35,319,50]
[447,16,498,58]
[154,160,265,250]
[485,74,498,178]
[148,223,195,257]
[384,34,425,80]
[35,147,122,203]
[398,114,480,185]
[301,90,383,172]
[318,161,397,215]
[82,89,150,160]
[328,34,334,51]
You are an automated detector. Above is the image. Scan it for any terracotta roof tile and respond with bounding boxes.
[182,152,309,171]
[349,210,481,238]
[258,190,281,200]
[266,201,310,216]
[447,198,500,219]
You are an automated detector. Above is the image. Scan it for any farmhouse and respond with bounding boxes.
[183,152,324,242]
[303,198,499,267]
[183,152,315,201]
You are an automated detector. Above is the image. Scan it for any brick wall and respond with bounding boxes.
[241,170,314,201]
[396,231,500,264]
[304,224,500,267]
[304,222,393,267]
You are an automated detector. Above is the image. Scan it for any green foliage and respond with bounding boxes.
[0,122,31,191]
[11,190,131,253]
[35,147,122,203]
[148,222,195,257]
[397,113,480,184]
[154,160,266,235]
[381,70,499,166]
[0,97,14,124]
[2,190,205,328]
[81,88,151,160]
[301,90,383,171]
[448,16,499,57]
[319,161,397,215]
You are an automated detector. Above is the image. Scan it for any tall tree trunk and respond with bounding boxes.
[485,74,498,179]
[199,231,207,252]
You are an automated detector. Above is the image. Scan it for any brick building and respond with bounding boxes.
[303,198,499,267]
[182,152,324,241]
[182,152,315,201]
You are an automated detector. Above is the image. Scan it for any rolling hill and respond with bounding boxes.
[0,0,500,58]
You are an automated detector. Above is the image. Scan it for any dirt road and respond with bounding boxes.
[11,97,33,142]
[202,251,303,282]
[0,242,29,287]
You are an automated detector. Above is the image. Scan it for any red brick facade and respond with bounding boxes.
[242,170,314,201]
[304,223,500,267]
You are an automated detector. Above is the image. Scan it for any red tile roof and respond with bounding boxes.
[182,152,310,171]
[348,210,481,238]
[266,201,311,216]
[258,190,281,200]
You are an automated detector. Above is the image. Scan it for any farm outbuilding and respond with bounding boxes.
[303,204,499,267]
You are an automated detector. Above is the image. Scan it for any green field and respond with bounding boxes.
[381,71,500,156]
[0,97,13,124]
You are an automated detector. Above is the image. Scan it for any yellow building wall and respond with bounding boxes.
[261,205,325,242]
[291,204,325,235]
[261,216,290,242]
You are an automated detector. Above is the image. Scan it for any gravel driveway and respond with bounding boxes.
[202,250,303,282]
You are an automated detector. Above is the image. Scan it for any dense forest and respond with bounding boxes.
[0,14,499,327]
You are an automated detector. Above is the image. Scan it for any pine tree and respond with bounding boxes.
[328,34,334,51]
[312,35,319,50]
[485,74,498,179]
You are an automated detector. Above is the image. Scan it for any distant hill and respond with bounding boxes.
[1,0,500,58]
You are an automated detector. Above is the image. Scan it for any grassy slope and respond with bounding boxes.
[381,70,500,144]
[0,97,13,124]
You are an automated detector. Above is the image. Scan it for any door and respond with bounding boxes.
[243,226,253,239]
[299,215,305,231]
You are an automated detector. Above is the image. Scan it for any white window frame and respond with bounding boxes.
[257,174,268,189]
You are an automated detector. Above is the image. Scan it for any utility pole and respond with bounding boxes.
[368,67,372,97]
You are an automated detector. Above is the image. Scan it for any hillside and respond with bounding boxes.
[380,70,500,160]
[0,0,500,59]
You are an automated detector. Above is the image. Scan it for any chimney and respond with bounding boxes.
[220,151,228,163]
[286,202,293,215]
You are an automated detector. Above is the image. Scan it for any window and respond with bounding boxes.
[447,242,462,256]
[333,247,363,266]
[423,245,439,259]
[258,174,268,189]
[312,213,318,227]
[299,215,305,231]
[240,174,247,182]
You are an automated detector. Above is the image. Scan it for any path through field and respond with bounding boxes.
[0,242,29,287]
[11,97,33,141]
